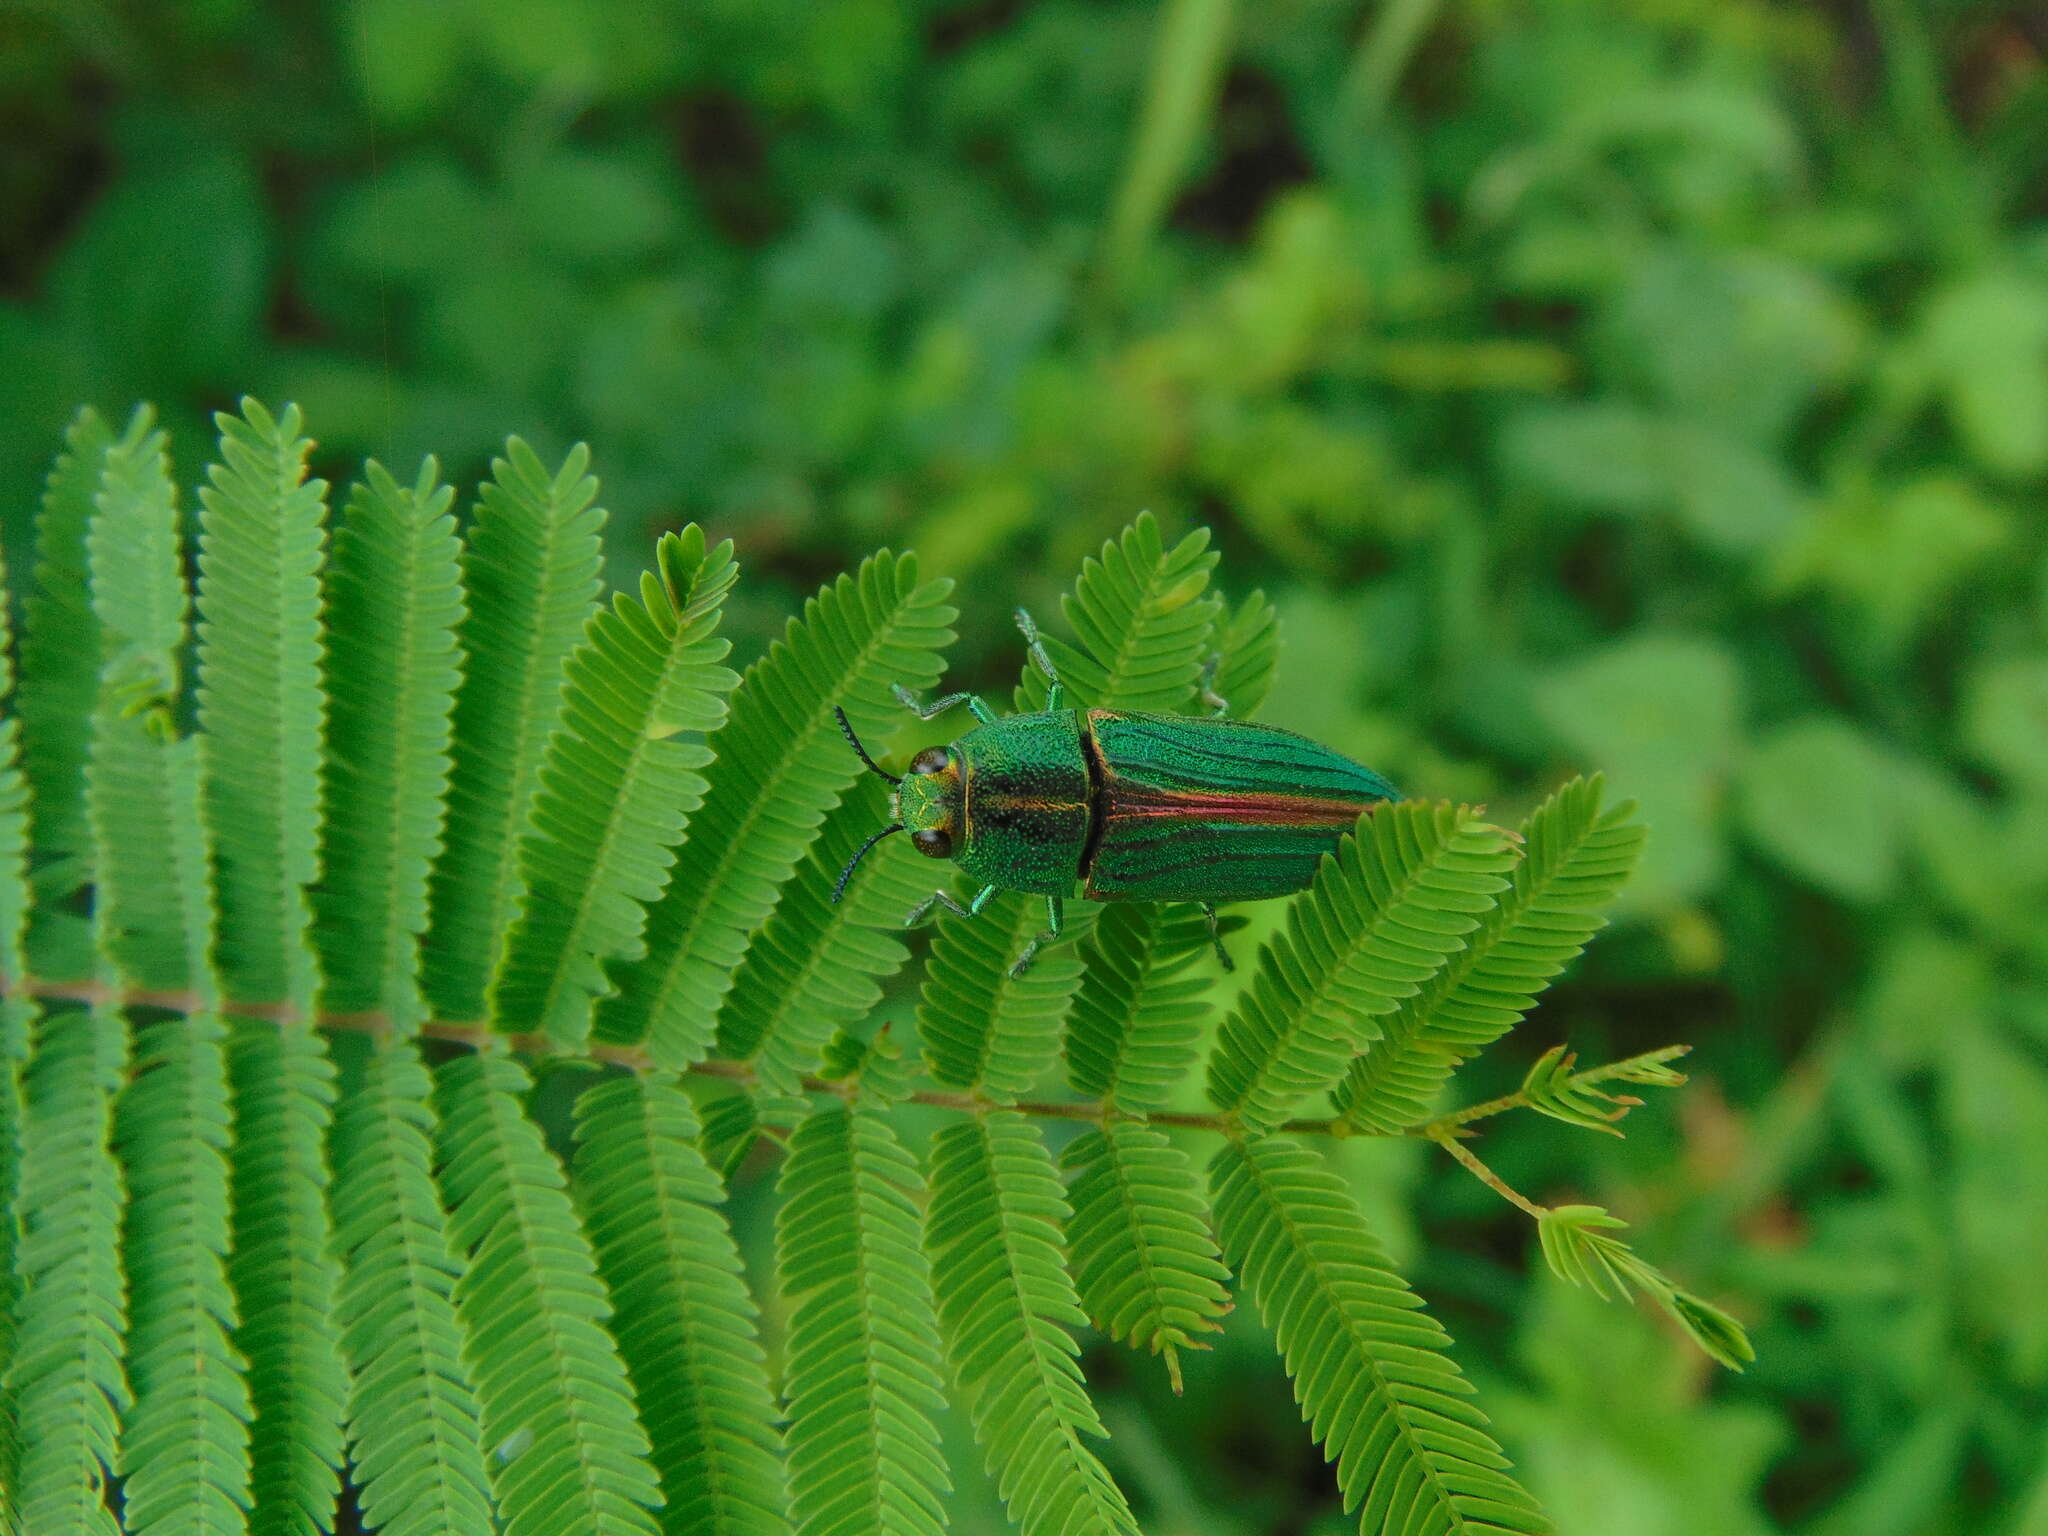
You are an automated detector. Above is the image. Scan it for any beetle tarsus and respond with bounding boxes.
[1007,895,1064,977]
[1200,901,1234,972]
[894,682,998,726]
[1014,608,1064,712]
[905,882,998,929]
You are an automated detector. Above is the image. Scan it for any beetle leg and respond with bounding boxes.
[904,882,999,929]
[1008,895,1064,978]
[1013,608,1064,712]
[892,682,998,725]
[1199,655,1230,717]
[1199,901,1235,972]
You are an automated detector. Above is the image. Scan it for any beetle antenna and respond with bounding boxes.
[833,824,903,903]
[835,706,901,784]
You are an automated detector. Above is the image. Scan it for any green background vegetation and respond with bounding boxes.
[6,1,2047,1531]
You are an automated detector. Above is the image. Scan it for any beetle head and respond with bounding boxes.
[831,706,962,902]
[894,747,961,860]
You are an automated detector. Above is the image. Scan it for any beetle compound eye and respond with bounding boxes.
[911,828,953,858]
[909,747,950,775]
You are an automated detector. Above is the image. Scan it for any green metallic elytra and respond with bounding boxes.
[831,610,1400,975]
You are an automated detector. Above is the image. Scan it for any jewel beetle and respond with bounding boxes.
[832,609,1401,976]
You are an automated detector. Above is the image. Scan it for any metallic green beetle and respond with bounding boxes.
[833,610,1401,975]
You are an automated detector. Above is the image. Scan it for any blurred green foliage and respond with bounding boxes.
[6,0,2048,1531]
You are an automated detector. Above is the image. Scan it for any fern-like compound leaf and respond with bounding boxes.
[85,421,254,1534]
[85,417,218,999]
[433,1054,662,1536]
[1212,588,1281,718]
[1062,1121,1230,1392]
[775,1102,948,1536]
[18,405,118,898]
[574,1073,787,1536]
[926,1113,1139,1536]
[491,527,742,1048]
[116,1012,252,1536]
[228,1023,346,1536]
[1016,512,1221,713]
[315,459,466,1031]
[6,1003,130,1536]
[1207,803,1516,1135]
[1210,1136,1553,1536]
[595,552,954,1064]
[196,398,329,1018]
[84,412,185,696]
[712,776,925,1094]
[1064,905,1214,1113]
[329,1043,494,1536]
[1335,778,1644,1134]
[1535,1205,1753,1370]
[919,892,1093,1099]
[422,440,605,1021]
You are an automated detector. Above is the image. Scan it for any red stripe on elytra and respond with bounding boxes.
[1105,783,1368,827]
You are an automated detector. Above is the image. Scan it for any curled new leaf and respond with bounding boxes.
[1518,1043,1689,1136]
[1536,1204,1753,1371]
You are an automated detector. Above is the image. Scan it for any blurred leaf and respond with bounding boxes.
[469,0,599,87]
[1501,403,1806,554]
[2017,1448,2048,1536]
[1197,400,1409,557]
[762,207,901,325]
[1771,473,2010,646]
[1941,1025,2048,1385]
[347,0,465,121]
[1663,427,1807,554]
[321,157,500,286]
[506,150,680,267]
[1205,193,1370,391]
[47,152,269,401]
[1898,761,2048,952]
[1963,655,2048,792]
[1918,269,2048,478]
[1100,0,1236,284]
[1500,1277,1781,1536]
[1500,401,1668,514]
[1736,716,1900,902]
[1599,248,1862,444]
[1859,928,1991,1070]
[749,0,912,119]
[423,259,587,397]
[1803,1400,1971,1536]
[1535,633,1743,907]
